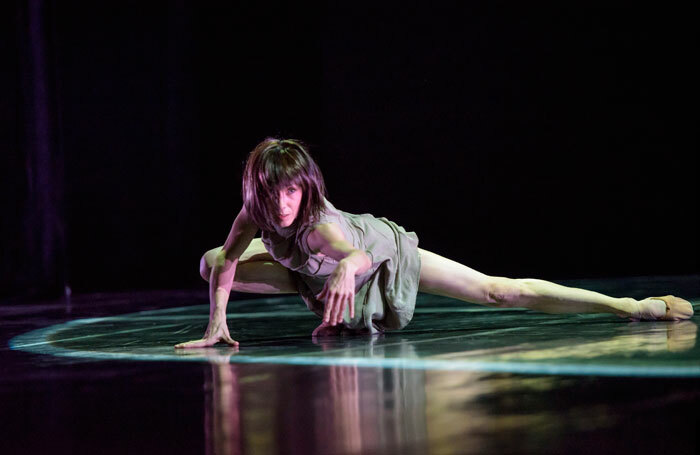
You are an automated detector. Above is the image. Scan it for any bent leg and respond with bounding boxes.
[231,261,297,294]
[199,238,297,294]
[417,248,638,317]
[200,238,273,281]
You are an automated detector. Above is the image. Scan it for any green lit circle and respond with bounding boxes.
[9,295,700,377]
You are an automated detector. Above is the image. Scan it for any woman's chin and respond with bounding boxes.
[277,216,296,228]
[277,220,291,228]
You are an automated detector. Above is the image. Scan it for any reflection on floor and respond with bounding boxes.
[2,275,699,454]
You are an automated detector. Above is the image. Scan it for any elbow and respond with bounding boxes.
[214,249,228,268]
[211,252,238,283]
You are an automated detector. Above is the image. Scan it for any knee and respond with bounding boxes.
[200,247,224,282]
[199,253,211,282]
[486,277,531,308]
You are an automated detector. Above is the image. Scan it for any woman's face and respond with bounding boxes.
[275,183,303,228]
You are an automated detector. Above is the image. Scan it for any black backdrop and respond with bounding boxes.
[2,1,697,298]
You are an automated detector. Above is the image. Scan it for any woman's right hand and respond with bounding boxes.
[174,312,239,349]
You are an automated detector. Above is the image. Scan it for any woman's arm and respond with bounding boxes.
[209,206,259,318]
[307,223,372,325]
[175,206,258,348]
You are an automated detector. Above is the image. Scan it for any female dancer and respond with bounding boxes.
[175,138,693,348]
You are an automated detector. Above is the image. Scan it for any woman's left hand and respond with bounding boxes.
[316,260,357,325]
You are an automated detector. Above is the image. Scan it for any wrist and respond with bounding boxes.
[339,257,360,274]
[212,306,227,319]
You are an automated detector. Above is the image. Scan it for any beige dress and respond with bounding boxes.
[260,198,421,333]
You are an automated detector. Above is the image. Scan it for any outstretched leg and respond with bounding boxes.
[417,248,692,320]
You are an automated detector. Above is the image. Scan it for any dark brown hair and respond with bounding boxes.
[242,138,328,234]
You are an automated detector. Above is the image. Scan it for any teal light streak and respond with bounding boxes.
[9,305,700,378]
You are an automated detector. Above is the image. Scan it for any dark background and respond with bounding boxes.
[2,1,697,298]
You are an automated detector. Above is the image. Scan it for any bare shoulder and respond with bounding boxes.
[221,205,259,255]
[235,205,257,229]
[237,204,250,220]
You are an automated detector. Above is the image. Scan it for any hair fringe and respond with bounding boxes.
[241,137,328,236]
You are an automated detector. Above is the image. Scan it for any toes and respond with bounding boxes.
[660,296,694,320]
[675,300,694,320]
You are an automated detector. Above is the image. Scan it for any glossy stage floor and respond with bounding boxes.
[3,275,699,454]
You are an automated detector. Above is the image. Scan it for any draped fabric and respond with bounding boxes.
[261,198,422,333]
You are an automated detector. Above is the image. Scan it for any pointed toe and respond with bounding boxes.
[653,295,694,321]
